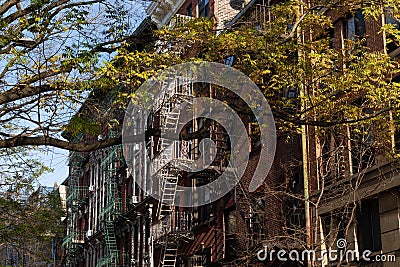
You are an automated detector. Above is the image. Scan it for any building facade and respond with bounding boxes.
[305,5,400,267]
[61,0,400,267]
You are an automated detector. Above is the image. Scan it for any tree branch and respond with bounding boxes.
[278,5,328,45]
[0,135,121,152]
[0,0,20,16]
[0,84,56,105]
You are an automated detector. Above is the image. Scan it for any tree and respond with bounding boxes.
[0,0,398,151]
[0,0,148,151]
[0,0,145,263]
[0,155,64,265]
[1,0,400,265]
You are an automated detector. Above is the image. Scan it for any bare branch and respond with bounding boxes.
[0,135,120,152]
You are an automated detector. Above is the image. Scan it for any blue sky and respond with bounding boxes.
[39,147,69,187]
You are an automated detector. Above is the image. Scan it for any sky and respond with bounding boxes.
[39,147,69,187]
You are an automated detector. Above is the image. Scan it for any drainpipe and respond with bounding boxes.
[148,204,154,267]
[296,1,312,266]
[300,87,311,265]
[301,116,311,263]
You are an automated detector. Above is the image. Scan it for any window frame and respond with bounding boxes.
[198,0,210,17]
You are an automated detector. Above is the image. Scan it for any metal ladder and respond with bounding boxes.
[154,75,194,267]
[159,171,179,218]
[156,169,180,267]
[155,106,181,172]
[161,236,178,267]
[97,146,123,267]
[104,221,119,266]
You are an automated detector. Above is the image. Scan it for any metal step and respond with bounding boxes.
[161,242,178,267]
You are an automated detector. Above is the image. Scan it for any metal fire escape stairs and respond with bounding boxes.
[63,133,88,266]
[154,76,194,267]
[97,144,124,267]
[211,121,230,170]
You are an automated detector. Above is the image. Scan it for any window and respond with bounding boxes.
[344,10,366,40]
[385,8,400,55]
[246,212,265,241]
[146,111,153,130]
[193,180,212,224]
[187,3,193,17]
[198,0,209,17]
[393,94,400,152]
[321,212,349,247]
[357,198,382,252]
[133,224,139,261]
[386,11,400,28]
[286,174,304,229]
[285,87,297,99]
[395,120,400,152]
[225,209,236,233]
[318,132,348,186]
[224,209,237,258]
[282,87,300,114]
[224,55,235,67]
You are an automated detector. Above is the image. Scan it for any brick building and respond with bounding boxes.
[305,5,400,267]
[61,0,400,267]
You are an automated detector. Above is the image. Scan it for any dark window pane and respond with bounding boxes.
[354,9,366,37]
[357,198,382,251]
[344,10,366,40]
[385,8,400,54]
[199,0,210,17]
[187,4,193,17]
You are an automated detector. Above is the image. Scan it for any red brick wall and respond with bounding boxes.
[365,16,384,51]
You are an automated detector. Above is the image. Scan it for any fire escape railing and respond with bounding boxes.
[64,139,89,265]
[97,144,124,267]
[151,75,196,267]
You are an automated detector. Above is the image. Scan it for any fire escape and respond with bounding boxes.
[63,143,88,266]
[150,73,268,265]
[97,144,124,267]
[150,75,195,267]
[210,89,268,250]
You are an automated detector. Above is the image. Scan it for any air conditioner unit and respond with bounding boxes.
[88,185,94,192]
[86,230,93,238]
[131,196,139,204]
